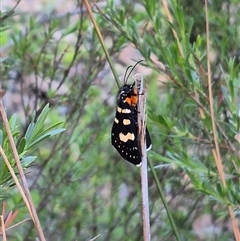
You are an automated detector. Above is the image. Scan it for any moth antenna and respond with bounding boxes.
[124,60,144,84]
[123,65,133,84]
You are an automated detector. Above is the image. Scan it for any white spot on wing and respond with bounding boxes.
[122,109,131,114]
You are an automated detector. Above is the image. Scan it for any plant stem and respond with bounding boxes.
[82,0,120,87]
[0,97,46,241]
[136,73,151,241]
[148,159,182,241]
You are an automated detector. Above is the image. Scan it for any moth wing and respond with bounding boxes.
[111,110,141,165]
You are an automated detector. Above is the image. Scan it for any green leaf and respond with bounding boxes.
[0,130,3,146]
[24,104,65,150]
[34,104,50,135]
[9,114,17,130]
[25,122,35,143]
[18,137,26,154]
[148,113,173,129]
[21,156,37,168]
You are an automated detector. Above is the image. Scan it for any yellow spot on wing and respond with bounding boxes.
[114,118,119,124]
[119,133,135,142]
[123,119,131,125]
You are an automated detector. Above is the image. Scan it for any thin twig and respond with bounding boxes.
[88,234,101,241]
[0,97,46,241]
[0,215,7,241]
[148,159,182,241]
[0,146,32,219]
[0,0,22,21]
[161,0,184,58]
[135,73,151,241]
[3,218,31,232]
[83,0,120,87]
[205,1,240,239]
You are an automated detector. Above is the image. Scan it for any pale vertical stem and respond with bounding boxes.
[135,74,151,241]
[161,0,184,58]
[0,146,33,219]
[140,149,151,241]
[0,97,46,241]
[82,0,120,87]
[0,215,7,241]
[205,1,240,238]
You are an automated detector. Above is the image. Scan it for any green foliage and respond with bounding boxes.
[24,104,65,149]
[0,104,64,200]
[103,0,240,239]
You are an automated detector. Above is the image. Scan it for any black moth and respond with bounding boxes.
[111,61,151,166]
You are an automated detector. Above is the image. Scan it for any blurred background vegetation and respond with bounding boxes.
[1,0,240,240]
